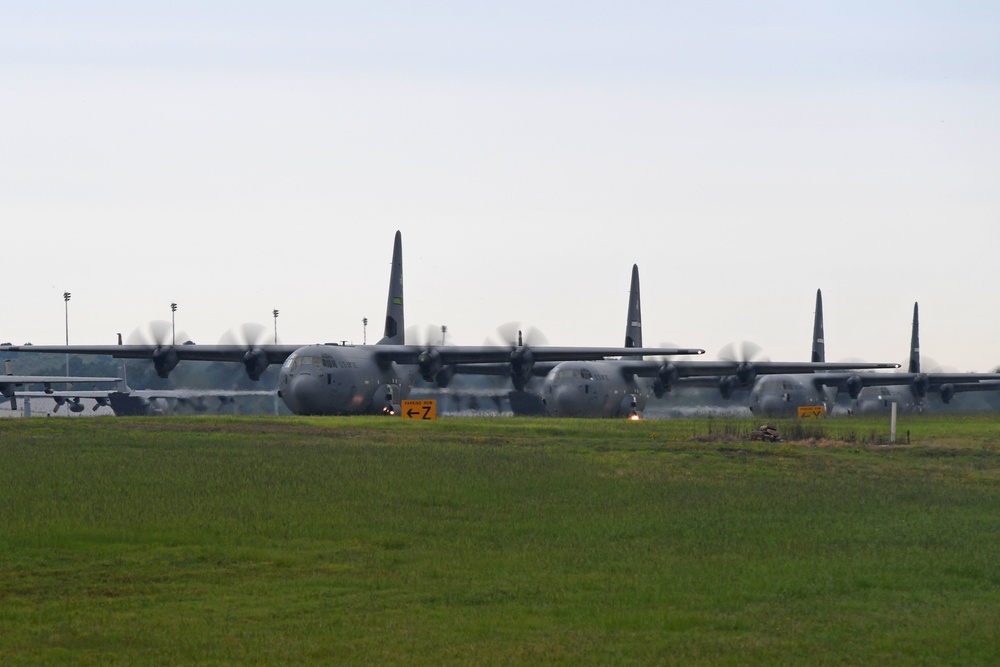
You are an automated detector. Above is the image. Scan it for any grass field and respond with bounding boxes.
[2,414,1000,665]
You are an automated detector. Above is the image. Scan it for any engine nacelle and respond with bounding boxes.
[652,363,679,398]
[735,361,757,387]
[434,365,455,388]
[153,346,181,378]
[242,348,269,381]
[509,347,535,391]
[939,383,956,404]
[845,374,864,399]
[417,348,443,383]
[912,373,930,398]
[719,375,738,400]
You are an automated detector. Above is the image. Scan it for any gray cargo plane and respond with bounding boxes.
[0,360,119,411]
[851,303,1000,414]
[0,232,702,416]
[747,293,1000,417]
[10,350,275,415]
[469,268,900,418]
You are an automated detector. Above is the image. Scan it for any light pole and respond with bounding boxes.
[171,302,177,345]
[273,309,279,344]
[63,291,71,375]
[363,317,368,345]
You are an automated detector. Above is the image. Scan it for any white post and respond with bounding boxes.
[890,401,897,444]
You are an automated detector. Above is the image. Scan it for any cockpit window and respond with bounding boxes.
[291,355,337,369]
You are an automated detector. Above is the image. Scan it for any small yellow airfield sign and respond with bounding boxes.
[797,405,825,419]
[401,399,437,421]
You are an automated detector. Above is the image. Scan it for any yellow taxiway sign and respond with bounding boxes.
[797,405,825,419]
[401,399,437,420]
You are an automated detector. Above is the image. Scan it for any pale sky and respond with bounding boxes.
[3,2,999,371]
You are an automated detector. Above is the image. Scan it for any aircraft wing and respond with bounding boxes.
[13,388,275,399]
[131,388,275,399]
[943,380,1000,394]
[373,345,705,366]
[12,390,114,399]
[812,372,1000,393]
[1,375,120,395]
[0,343,305,382]
[443,362,557,378]
[618,360,901,379]
[0,344,302,363]
[0,343,703,388]
[0,375,119,385]
[0,344,698,366]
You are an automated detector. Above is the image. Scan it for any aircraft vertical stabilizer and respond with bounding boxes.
[116,333,131,393]
[624,264,642,349]
[908,302,920,373]
[811,289,825,363]
[378,231,405,346]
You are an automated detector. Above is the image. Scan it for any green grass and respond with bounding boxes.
[2,415,1000,665]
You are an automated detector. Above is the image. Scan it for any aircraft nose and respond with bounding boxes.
[758,397,789,417]
[548,384,579,417]
[289,374,325,415]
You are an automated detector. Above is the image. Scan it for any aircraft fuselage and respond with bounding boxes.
[539,361,645,418]
[748,375,830,417]
[851,386,922,414]
[277,344,413,415]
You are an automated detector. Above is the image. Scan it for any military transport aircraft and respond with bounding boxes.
[9,349,275,415]
[458,267,901,418]
[0,232,703,416]
[535,270,906,418]
[0,360,119,411]
[747,293,1000,417]
[850,303,1000,414]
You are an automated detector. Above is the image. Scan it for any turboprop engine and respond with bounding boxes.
[242,348,269,381]
[152,346,180,378]
[845,374,864,399]
[509,347,534,392]
[653,363,679,398]
[719,375,739,400]
[911,373,931,398]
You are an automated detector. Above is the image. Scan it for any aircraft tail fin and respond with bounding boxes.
[811,288,825,363]
[116,333,130,392]
[624,264,642,349]
[378,231,405,346]
[4,360,14,410]
[908,302,920,373]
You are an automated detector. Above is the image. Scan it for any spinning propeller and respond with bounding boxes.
[126,320,191,378]
[717,341,769,398]
[409,324,455,387]
[220,323,273,381]
[651,342,699,398]
[486,322,549,392]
